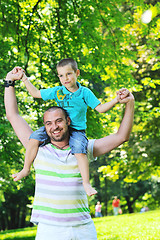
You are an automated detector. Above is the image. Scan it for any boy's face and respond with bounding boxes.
[57,64,80,91]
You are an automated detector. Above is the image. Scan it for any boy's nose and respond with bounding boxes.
[65,75,69,80]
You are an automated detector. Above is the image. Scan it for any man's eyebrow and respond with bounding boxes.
[56,118,63,121]
[44,118,63,124]
[44,120,51,124]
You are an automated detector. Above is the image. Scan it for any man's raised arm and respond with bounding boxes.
[4,70,33,148]
[93,91,134,157]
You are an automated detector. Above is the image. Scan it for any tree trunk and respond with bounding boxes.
[104,177,108,215]
[125,196,134,213]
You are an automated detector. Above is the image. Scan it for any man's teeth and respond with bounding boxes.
[53,130,60,134]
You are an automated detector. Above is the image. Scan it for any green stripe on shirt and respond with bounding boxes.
[33,205,90,214]
[36,169,81,178]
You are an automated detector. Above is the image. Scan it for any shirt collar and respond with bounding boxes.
[62,82,81,95]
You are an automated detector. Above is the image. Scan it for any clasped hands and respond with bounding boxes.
[116,88,134,104]
[6,66,25,82]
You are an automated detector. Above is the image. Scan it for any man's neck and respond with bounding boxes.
[50,140,69,150]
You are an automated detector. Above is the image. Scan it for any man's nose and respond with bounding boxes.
[50,122,58,130]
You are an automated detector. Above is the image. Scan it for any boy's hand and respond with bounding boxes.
[118,88,130,100]
[117,89,134,104]
[117,88,130,101]
[12,67,25,77]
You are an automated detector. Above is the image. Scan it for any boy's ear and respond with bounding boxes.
[76,69,80,77]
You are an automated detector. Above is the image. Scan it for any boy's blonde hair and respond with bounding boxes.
[57,58,78,72]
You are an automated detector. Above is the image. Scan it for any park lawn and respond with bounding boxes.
[0,227,37,240]
[0,210,160,240]
[94,209,160,240]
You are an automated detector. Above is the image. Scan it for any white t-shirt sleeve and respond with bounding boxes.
[87,139,97,162]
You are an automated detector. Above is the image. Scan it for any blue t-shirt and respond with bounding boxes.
[40,82,100,130]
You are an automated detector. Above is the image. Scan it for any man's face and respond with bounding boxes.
[43,109,70,143]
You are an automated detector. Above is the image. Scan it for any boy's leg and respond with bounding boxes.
[69,128,97,196]
[12,139,39,181]
[12,126,50,181]
[29,126,50,146]
[75,153,97,196]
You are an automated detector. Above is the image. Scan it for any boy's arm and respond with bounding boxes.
[95,88,129,113]
[93,91,134,157]
[4,70,33,148]
[95,97,118,113]
[22,74,41,98]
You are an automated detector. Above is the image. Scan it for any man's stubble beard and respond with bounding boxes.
[48,130,69,143]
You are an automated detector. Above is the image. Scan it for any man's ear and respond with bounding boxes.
[67,116,71,126]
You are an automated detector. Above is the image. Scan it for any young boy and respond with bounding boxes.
[12,59,128,196]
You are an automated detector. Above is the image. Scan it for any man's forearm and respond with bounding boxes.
[93,93,134,157]
[4,84,33,148]
[5,85,19,119]
[117,96,134,141]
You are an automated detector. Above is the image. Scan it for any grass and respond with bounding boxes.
[0,210,160,239]
[0,227,37,240]
[94,209,160,240]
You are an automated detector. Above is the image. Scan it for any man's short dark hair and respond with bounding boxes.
[56,58,78,72]
[43,106,69,121]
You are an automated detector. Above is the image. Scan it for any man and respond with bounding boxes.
[112,196,120,216]
[4,69,134,240]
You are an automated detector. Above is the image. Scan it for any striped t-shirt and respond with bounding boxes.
[30,139,96,226]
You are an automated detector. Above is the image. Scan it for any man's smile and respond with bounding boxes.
[51,129,61,135]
